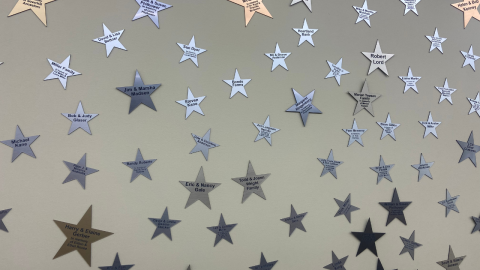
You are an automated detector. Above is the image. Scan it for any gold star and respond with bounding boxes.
[451,0,480,28]
[227,0,272,26]
[8,0,56,26]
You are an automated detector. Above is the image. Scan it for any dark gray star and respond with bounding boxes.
[471,215,480,233]
[179,167,221,209]
[122,149,156,182]
[232,161,271,203]
[116,70,161,114]
[286,88,322,126]
[190,129,219,161]
[323,251,348,270]
[400,230,422,260]
[63,153,98,189]
[436,246,466,270]
[379,188,411,226]
[249,253,277,270]
[411,153,434,181]
[318,149,344,179]
[334,193,360,223]
[456,131,480,166]
[1,125,39,162]
[0,208,12,232]
[149,207,181,241]
[280,205,307,236]
[370,155,395,184]
[207,214,237,247]
[351,218,385,257]
[438,189,460,217]
[99,253,134,270]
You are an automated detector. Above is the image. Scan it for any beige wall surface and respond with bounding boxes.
[1,0,480,269]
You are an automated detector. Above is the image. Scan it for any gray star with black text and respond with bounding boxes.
[253,116,280,145]
[400,230,422,260]
[62,101,98,135]
[334,193,360,223]
[207,214,237,247]
[318,149,343,179]
[179,167,221,209]
[190,129,219,161]
[343,119,367,147]
[1,126,39,162]
[280,205,307,236]
[436,246,465,270]
[149,207,181,241]
[286,88,322,126]
[370,156,394,184]
[419,112,440,138]
[232,161,271,203]
[122,149,156,182]
[323,251,348,270]
[116,70,161,114]
[457,131,480,166]
[438,189,460,217]
[377,113,400,140]
[63,153,98,189]
[411,153,434,181]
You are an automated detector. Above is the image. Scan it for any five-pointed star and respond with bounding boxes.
[452,0,480,28]
[400,0,421,15]
[265,43,291,71]
[99,253,134,270]
[325,58,350,86]
[467,92,480,116]
[323,251,348,270]
[286,88,322,126]
[318,149,344,179]
[0,209,12,232]
[253,115,280,145]
[149,207,181,241]
[349,80,381,116]
[232,161,271,203]
[116,70,161,114]
[411,153,434,181]
[179,166,221,209]
[351,218,385,257]
[362,40,394,75]
[1,125,39,162]
[177,36,206,67]
[377,113,400,141]
[291,0,312,12]
[399,67,421,93]
[435,78,456,104]
[457,131,480,166]
[280,205,307,237]
[343,119,367,147]
[353,0,377,27]
[379,188,412,226]
[419,111,441,138]
[62,101,98,135]
[93,24,126,57]
[227,0,272,26]
[400,230,422,260]
[53,206,113,266]
[122,148,156,182]
[63,154,99,189]
[8,0,55,26]
[176,88,205,118]
[132,0,172,28]
[461,45,480,71]
[426,28,447,53]
[471,215,480,233]
[223,69,251,98]
[293,19,317,46]
[207,214,237,247]
[370,155,395,184]
[44,55,81,90]
[249,253,277,270]
[436,246,466,270]
[334,193,360,223]
[190,129,219,161]
[438,189,460,217]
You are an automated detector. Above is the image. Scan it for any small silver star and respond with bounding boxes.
[467,92,480,116]
[149,207,181,241]
[63,153,99,189]
[457,131,480,166]
[99,253,134,270]
[253,116,280,146]
[334,193,360,223]
[122,149,156,182]
[377,113,400,141]
[362,40,394,75]
[317,149,344,179]
[411,153,434,181]
[471,215,480,233]
[223,69,251,98]
[400,0,421,15]
[249,253,277,270]
[176,88,205,119]
[349,79,381,116]
[286,88,322,126]
[132,0,172,28]
[461,45,480,71]
[190,129,219,161]
[207,214,237,247]
[426,28,447,53]
[353,0,377,27]
[438,189,460,217]
[343,119,367,147]
[435,78,456,104]
[325,58,349,85]
[293,19,317,46]
[265,43,291,71]
[400,230,422,260]
[62,101,98,135]
[398,67,421,93]
[379,188,411,226]
[92,24,126,57]
[232,161,271,203]
[1,126,39,162]
[323,251,348,270]
[0,209,12,232]
[280,205,307,236]
[44,55,81,89]
[177,36,206,67]
[116,70,161,114]
[179,167,221,209]
[419,111,441,138]
[436,246,465,270]
[290,0,312,12]
[370,155,395,184]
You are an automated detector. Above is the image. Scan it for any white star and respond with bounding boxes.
[398,67,421,93]
[353,0,377,27]
[176,88,205,119]
[400,0,421,15]
[435,78,456,104]
[293,19,317,46]
[44,55,81,90]
[419,112,441,139]
[461,45,480,71]
[377,113,400,140]
[325,58,349,85]
[93,24,126,57]
[223,69,251,98]
[426,28,447,53]
[265,43,291,71]
[467,92,480,116]
[177,36,207,67]
[132,0,172,28]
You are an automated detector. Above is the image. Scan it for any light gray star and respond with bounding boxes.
[207,214,237,247]
[400,0,421,15]
[399,67,421,93]
[280,205,307,237]
[92,24,126,57]
[353,0,377,27]
[419,111,441,138]
[411,153,434,181]
[63,153,99,189]
[426,28,447,53]
[334,193,360,223]
[176,88,205,119]
[44,55,81,89]
[435,78,456,104]
[377,113,400,141]
[438,189,460,217]
[323,251,348,270]
[293,19,317,46]
[362,40,394,75]
[132,0,172,28]
[190,129,219,161]
[467,92,480,116]
[179,167,221,209]
[286,88,322,126]
[223,69,251,98]
[122,148,156,182]
[461,45,480,71]
[62,101,98,135]
[291,0,312,12]
[379,188,411,226]
[325,58,349,85]
[343,119,367,147]
[349,79,381,116]
[1,126,39,162]
[249,253,277,270]
[149,207,181,241]
[253,116,280,146]
[400,231,422,260]
[232,161,271,203]
[0,208,12,232]
[436,246,465,270]
[99,253,134,270]
[265,43,291,71]
[370,155,395,184]
[318,149,343,179]
[457,131,480,166]
[116,70,161,114]
[471,215,480,233]
[177,36,206,67]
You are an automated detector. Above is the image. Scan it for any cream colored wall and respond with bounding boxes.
[0,0,479,269]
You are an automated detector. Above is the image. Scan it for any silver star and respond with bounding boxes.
[461,45,480,71]
[467,92,480,116]
[176,88,205,119]
[286,88,322,126]
[190,129,219,161]
[232,161,271,203]
[419,111,441,138]
[290,0,312,12]
[399,67,421,93]
[62,101,98,135]
[63,153,99,189]
[132,0,172,28]
[207,214,237,247]
[177,36,206,67]
[122,149,156,182]
[318,149,344,179]
[349,79,381,116]
[438,189,460,217]
[334,193,360,223]
[353,0,377,27]
[457,131,480,166]
[370,155,395,184]
[265,43,291,71]
[379,188,411,225]
[400,0,421,15]
[99,253,134,270]
[426,28,447,53]
[249,253,277,270]
[1,126,39,162]
[325,58,349,85]
[323,251,348,270]
[343,119,367,147]
[280,205,307,237]
[435,78,456,104]
[44,55,81,89]
[149,207,181,241]
[0,209,12,232]
[116,70,161,114]
[93,24,126,57]
[411,153,434,181]
[293,19,317,46]
[362,40,394,75]
[223,69,251,98]
[253,116,280,146]
[179,167,221,209]
[436,246,465,270]
[377,113,400,141]
[400,231,422,260]
[471,215,480,233]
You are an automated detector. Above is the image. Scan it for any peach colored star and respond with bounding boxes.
[227,0,272,26]
[451,0,480,28]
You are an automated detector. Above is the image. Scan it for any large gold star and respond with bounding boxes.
[8,0,56,26]
[451,0,480,28]
[53,206,113,266]
[227,0,272,26]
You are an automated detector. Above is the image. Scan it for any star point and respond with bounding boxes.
[291,0,312,12]
[249,253,277,270]
[99,253,134,270]
[323,251,348,270]
[0,209,12,232]
[451,0,480,28]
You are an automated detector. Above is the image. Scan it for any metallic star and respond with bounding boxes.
[379,188,411,226]
[177,36,206,67]
[62,101,98,135]
[419,112,441,138]
[149,207,181,241]
[325,58,349,85]
[457,131,480,166]
[451,0,480,28]
[253,116,280,145]
[438,189,460,217]
[351,218,385,257]
[223,69,251,98]
[1,125,39,162]
[400,230,422,260]
[349,79,381,116]
[0,209,12,232]
[116,70,161,114]
[436,246,466,270]
[93,24,126,57]
[471,215,480,233]
[334,193,360,223]
[377,113,400,141]
[232,161,271,203]
[179,167,221,209]
[291,0,312,12]
[353,0,377,27]
[435,78,456,104]
[426,28,447,53]
[293,19,317,46]
[8,0,55,26]
[190,129,219,161]
[44,55,81,90]
[63,154,99,189]
[249,253,277,270]
[176,88,205,118]
[286,88,322,126]
[400,0,421,15]
[132,0,172,28]
[411,153,434,181]
[467,92,480,116]
[370,155,395,184]
[280,205,307,237]
[207,214,237,247]
[99,253,134,270]
[323,251,348,270]
[227,0,272,26]
[461,45,480,71]
[343,119,367,147]
[398,66,421,93]
[265,43,291,71]
[122,149,156,182]
[362,40,394,75]
[318,149,343,179]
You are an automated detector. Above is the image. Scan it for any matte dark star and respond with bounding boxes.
[149,207,181,241]
[323,251,348,270]
[99,253,134,270]
[249,253,277,270]
[207,214,237,247]
[456,131,480,166]
[1,125,39,162]
[280,205,307,236]
[116,70,161,114]
[122,149,156,182]
[379,188,411,226]
[351,218,385,257]
[399,230,422,260]
[334,193,360,223]
[0,208,12,232]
